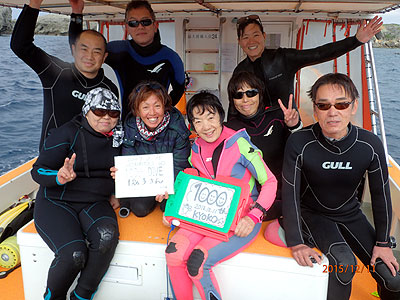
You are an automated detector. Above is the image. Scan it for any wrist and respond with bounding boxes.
[71,13,83,24]
[376,236,396,248]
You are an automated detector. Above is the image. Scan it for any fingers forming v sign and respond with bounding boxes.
[57,153,77,185]
[355,16,383,43]
[278,94,299,128]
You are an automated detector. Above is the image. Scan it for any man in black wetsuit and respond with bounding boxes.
[69,0,185,121]
[11,0,118,150]
[233,15,382,109]
[282,73,400,300]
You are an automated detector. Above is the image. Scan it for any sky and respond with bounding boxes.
[11,6,400,24]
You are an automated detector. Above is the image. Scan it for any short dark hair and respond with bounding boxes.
[237,16,264,39]
[125,0,155,20]
[227,71,265,117]
[186,91,225,128]
[307,73,360,102]
[75,29,107,51]
[128,81,172,116]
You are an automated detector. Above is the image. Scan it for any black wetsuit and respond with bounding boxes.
[233,36,362,108]
[10,5,118,150]
[69,14,185,122]
[282,123,400,300]
[31,115,120,300]
[225,106,296,219]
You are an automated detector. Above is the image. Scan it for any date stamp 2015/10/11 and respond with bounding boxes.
[323,264,375,273]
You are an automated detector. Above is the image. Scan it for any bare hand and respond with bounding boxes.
[69,0,84,14]
[162,212,170,227]
[234,216,255,237]
[290,244,322,267]
[355,16,383,43]
[57,153,77,185]
[109,195,120,210]
[278,94,299,128]
[29,0,43,9]
[110,166,118,180]
[155,191,169,203]
[371,246,399,276]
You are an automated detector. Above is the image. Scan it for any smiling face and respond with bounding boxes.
[86,110,118,133]
[72,31,107,79]
[238,23,266,61]
[125,6,158,47]
[233,83,260,117]
[313,84,358,140]
[192,106,223,143]
[137,94,165,131]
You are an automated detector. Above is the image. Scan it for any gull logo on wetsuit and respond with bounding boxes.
[322,162,353,170]
[71,90,87,101]
[264,125,274,136]
[147,63,165,74]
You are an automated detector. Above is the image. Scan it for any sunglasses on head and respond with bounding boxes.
[237,15,262,27]
[233,89,259,99]
[126,19,154,28]
[313,101,354,111]
[91,108,120,118]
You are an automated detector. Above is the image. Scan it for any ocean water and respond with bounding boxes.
[0,35,399,175]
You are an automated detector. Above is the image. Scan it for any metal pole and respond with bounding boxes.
[365,41,389,164]
[218,17,226,97]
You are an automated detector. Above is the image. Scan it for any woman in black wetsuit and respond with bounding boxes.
[225,71,301,220]
[31,87,123,300]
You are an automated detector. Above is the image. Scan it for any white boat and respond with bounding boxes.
[0,1,400,299]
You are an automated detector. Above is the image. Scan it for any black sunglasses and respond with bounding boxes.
[126,19,154,28]
[313,101,354,111]
[237,15,262,27]
[91,108,120,118]
[233,89,259,99]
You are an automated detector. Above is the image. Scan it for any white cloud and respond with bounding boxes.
[379,9,400,25]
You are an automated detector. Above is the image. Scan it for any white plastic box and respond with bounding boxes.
[18,220,328,300]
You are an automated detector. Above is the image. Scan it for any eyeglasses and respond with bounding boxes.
[91,108,120,118]
[313,101,354,111]
[237,15,262,27]
[126,19,154,28]
[233,89,259,99]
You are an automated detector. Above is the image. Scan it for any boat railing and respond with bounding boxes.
[364,40,390,165]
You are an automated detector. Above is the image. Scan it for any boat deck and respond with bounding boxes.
[1,209,379,300]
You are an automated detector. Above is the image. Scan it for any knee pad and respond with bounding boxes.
[71,250,86,270]
[375,260,400,292]
[97,223,118,254]
[165,235,189,267]
[187,246,208,280]
[329,243,357,285]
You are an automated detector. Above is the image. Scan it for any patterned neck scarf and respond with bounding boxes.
[136,111,170,140]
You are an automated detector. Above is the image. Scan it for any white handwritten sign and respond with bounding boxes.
[178,179,235,228]
[114,153,174,198]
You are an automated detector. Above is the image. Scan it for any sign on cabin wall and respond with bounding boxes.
[114,153,174,198]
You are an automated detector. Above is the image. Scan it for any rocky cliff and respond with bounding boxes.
[373,24,400,48]
[0,7,69,35]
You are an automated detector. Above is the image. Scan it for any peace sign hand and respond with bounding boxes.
[278,94,299,128]
[57,153,77,185]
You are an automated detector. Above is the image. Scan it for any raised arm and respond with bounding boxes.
[285,16,382,73]
[68,0,84,47]
[10,0,61,74]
